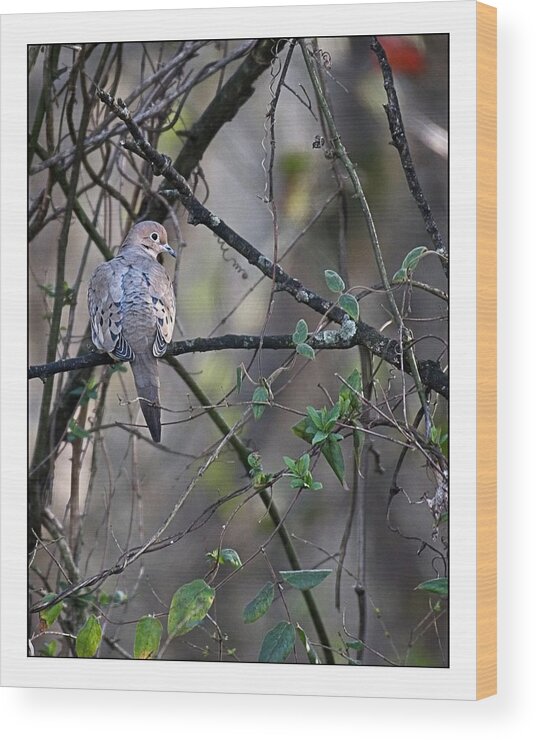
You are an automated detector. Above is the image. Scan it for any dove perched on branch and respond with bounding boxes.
[88,221,176,442]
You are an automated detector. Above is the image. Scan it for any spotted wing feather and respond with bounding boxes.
[88,260,135,361]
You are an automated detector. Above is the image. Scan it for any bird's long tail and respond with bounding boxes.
[131,352,161,442]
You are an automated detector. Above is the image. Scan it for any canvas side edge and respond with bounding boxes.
[476,0,497,701]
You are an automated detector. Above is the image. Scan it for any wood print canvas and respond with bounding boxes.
[27,32,451,668]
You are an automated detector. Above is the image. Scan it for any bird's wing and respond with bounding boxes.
[87,259,134,361]
[148,264,176,357]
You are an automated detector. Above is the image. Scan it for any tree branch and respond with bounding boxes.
[28,331,448,399]
[370,36,448,271]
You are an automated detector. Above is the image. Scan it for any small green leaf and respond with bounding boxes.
[279,569,332,591]
[243,582,275,623]
[306,406,323,428]
[67,418,90,441]
[339,293,359,321]
[293,319,308,345]
[75,615,102,658]
[326,402,341,425]
[345,369,363,395]
[221,548,242,568]
[310,481,323,490]
[392,267,408,283]
[252,386,269,420]
[292,419,310,442]
[133,616,163,659]
[345,639,364,651]
[283,455,298,472]
[39,594,63,629]
[296,624,321,664]
[322,435,346,487]
[247,452,262,471]
[324,269,345,293]
[258,621,296,663]
[415,577,448,598]
[339,369,363,417]
[168,579,215,638]
[297,453,310,473]
[312,430,328,446]
[296,343,315,360]
[39,640,59,657]
[402,245,428,272]
[207,548,242,569]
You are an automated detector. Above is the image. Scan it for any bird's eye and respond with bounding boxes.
[150,232,159,241]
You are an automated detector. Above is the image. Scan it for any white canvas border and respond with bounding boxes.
[0,1,477,699]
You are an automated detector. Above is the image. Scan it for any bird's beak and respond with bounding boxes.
[162,243,176,258]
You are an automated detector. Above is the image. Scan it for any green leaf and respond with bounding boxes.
[310,481,323,490]
[292,418,310,442]
[208,548,242,569]
[345,368,363,395]
[258,621,296,663]
[252,386,269,420]
[39,640,59,657]
[292,419,346,488]
[293,319,308,344]
[322,435,346,487]
[296,343,315,360]
[279,569,332,590]
[392,267,408,283]
[339,369,363,417]
[326,402,341,425]
[243,582,275,623]
[247,452,262,472]
[39,594,63,629]
[339,293,359,321]
[306,406,323,429]
[297,453,310,474]
[324,269,345,293]
[312,430,329,446]
[415,577,448,598]
[283,455,298,473]
[402,245,428,272]
[221,548,242,568]
[168,579,215,638]
[296,624,322,664]
[67,418,90,441]
[345,639,364,651]
[75,615,102,658]
[133,616,163,659]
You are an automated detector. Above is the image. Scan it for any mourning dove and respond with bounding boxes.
[88,221,176,442]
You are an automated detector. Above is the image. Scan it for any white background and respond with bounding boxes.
[1,0,532,736]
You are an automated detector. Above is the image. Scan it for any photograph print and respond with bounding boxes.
[28,33,449,667]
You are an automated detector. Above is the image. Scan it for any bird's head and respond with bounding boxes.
[122,221,176,261]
